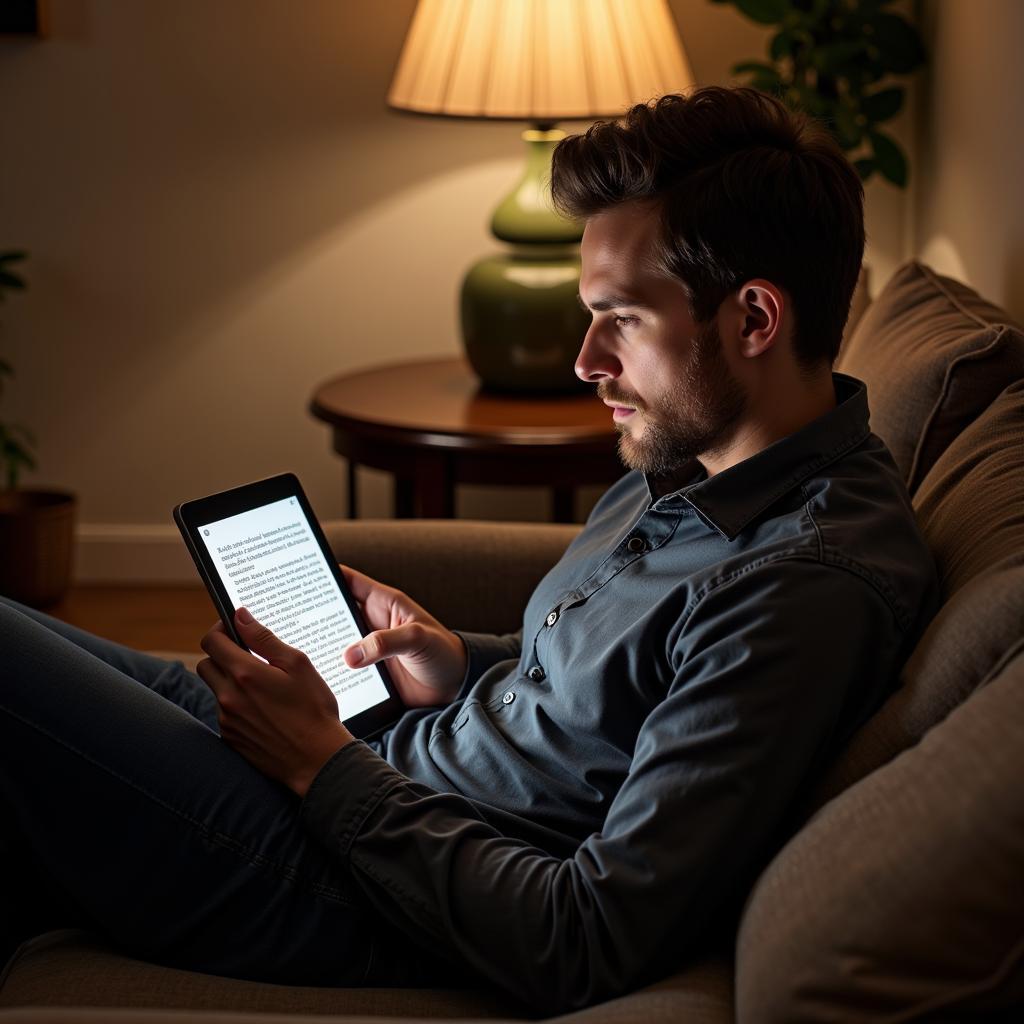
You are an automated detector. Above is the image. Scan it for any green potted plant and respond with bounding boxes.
[0,251,77,607]
[711,0,927,187]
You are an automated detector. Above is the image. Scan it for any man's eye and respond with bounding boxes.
[615,315,639,328]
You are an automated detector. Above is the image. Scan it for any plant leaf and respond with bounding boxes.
[832,104,863,150]
[868,12,927,73]
[10,422,36,446]
[770,29,795,61]
[862,86,903,123]
[734,0,789,25]
[0,421,37,489]
[0,270,26,291]
[868,129,908,186]
[813,40,870,75]
[732,60,784,95]
[790,82,829,118]
[853,157,877,182]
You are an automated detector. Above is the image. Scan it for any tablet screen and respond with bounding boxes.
[197,496,390,722]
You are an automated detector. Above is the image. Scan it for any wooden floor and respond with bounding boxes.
[41,585,216,655]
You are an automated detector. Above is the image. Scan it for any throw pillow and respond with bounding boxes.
[836,260,1024,493]
[735,649,1024,1023]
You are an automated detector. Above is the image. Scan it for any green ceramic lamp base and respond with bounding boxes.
[460,128,591,395]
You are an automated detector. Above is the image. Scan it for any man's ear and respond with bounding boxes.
[735,280,785,359]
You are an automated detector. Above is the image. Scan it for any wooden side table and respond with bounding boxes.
[309,356,623,522]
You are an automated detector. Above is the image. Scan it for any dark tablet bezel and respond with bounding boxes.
[173,472,404,740]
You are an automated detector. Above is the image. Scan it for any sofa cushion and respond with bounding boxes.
[321,519,580,636]
[836,260,1024,492]
[0,930,735,1024]
[0,929,516,1019]
[811,378,1024,804]
[734,648,1024,1024]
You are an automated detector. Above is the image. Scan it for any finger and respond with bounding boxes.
[345,622,427,668]
[233,608,306,669]
[339,565,391,604]
[195,656,235,701]
[201,625,255,676]
[199,618,230,656]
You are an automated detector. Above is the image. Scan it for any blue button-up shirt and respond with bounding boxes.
[300,373,939,1012]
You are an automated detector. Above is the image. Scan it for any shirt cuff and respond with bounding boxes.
[299,740,407,857]
[451,630,522,701]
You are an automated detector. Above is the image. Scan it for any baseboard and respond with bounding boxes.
[73,524,196,583]
[73,519,350,582]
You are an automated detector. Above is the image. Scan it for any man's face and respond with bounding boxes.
[576,201,747,477]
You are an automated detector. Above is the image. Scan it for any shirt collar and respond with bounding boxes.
[645,373,871,541]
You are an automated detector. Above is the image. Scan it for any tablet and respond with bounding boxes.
[173,473,404,739]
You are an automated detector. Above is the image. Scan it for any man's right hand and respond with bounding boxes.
[339,565,468,708]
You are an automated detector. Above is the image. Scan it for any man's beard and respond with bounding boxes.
[600,320,747,476]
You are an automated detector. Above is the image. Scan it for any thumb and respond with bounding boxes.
[345,622,426,669]
[234,607,292,663]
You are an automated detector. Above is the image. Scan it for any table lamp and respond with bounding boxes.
[388,0,696,393]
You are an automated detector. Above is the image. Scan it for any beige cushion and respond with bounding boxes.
[837,260,1024,492]
[321,519,580,636]
[811,378,1024,804]
[0,931,734,1024]
[735,649,1024,1024]
[0,930,516,1019]
[914,378,1024,596]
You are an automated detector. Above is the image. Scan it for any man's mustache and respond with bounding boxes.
[596,383,644,409]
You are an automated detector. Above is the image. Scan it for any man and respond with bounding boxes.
[0,87,938,1013]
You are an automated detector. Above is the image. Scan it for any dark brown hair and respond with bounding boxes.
[550,87,865,368]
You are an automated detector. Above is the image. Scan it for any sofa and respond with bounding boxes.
[2,260,1023,1023]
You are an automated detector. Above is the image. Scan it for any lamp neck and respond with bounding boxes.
[489,126,584,246]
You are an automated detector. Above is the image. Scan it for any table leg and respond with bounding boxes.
[413,455,455,518]
[347,461,358,519]
[394,478,416,518]
[552,487,575,524]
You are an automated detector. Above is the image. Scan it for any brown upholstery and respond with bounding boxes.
[836,260,1024,491]
[0,930,515,1019]
[735,649,1024,1023]
[321,519,580,636]
[0,930,733,1024]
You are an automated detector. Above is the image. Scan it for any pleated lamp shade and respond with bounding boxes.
[388,0,696,123]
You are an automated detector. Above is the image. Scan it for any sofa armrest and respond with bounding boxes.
[321,519,580,636]
[0,927,732,1022]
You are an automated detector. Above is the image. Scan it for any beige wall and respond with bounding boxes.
[0,0,916,581]
[912,0,1024,322]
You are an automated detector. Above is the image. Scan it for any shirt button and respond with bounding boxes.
[546,610,559,627]
[502,691,516,705]
[528,666,546,682]
[627,536,648,553]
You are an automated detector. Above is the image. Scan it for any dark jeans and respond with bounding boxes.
[0,595,436,987]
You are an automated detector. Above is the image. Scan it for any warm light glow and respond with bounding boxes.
[388,0,696,121]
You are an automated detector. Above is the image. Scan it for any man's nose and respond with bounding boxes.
[574,323,621,383]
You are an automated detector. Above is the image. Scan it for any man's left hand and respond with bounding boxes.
[197,608,354,798]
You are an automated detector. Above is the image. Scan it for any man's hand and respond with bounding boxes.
[340,565,468,708]
[197,608,353,798]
